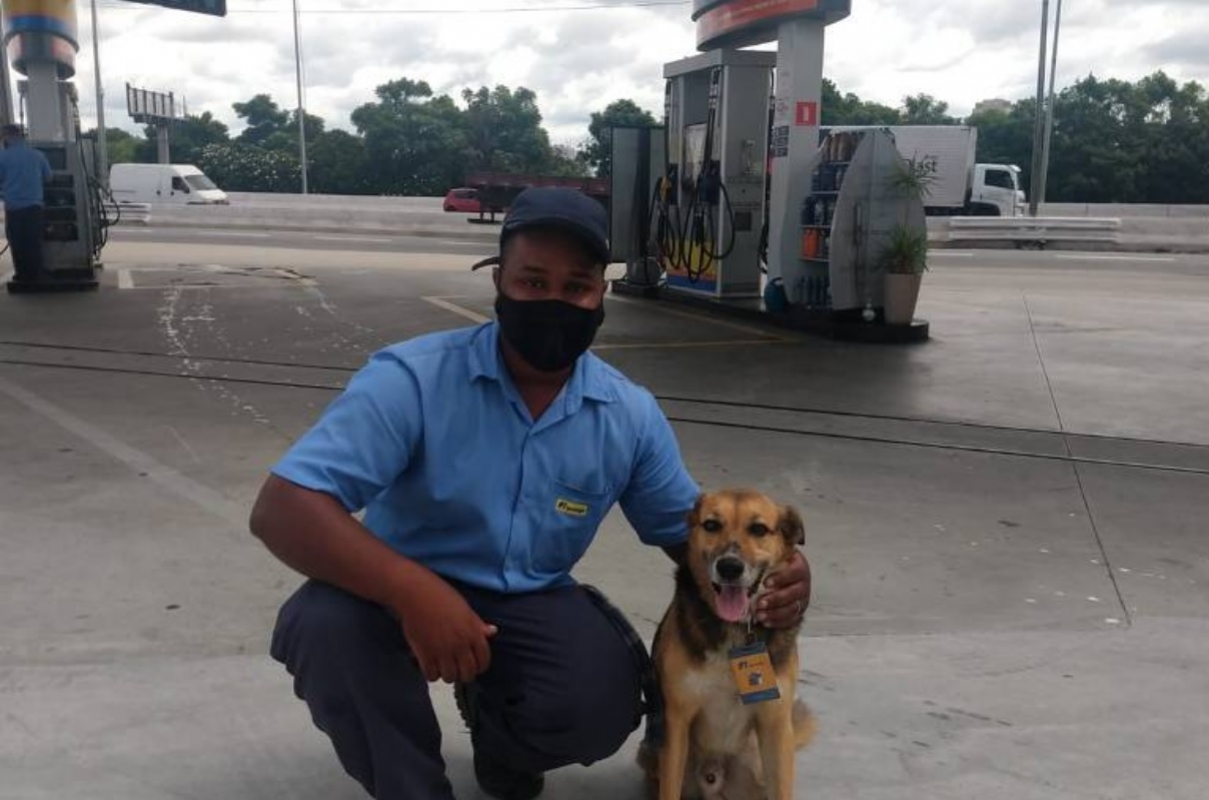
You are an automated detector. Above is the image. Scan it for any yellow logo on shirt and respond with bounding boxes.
[555,497,589,517]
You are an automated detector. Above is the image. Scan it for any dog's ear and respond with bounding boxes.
[686,493,705,529]
[778,504,805,547]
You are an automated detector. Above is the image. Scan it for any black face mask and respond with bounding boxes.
[495,293,605,373]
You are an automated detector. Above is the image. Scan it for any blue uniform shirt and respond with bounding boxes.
[272,322,701,593]
[0,142,51,211]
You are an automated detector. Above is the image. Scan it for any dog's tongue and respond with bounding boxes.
[716,585,750,623]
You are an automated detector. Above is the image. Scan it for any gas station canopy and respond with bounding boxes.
[692,0,851,49]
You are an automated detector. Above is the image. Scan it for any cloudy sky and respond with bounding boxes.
[55,0,1209,146]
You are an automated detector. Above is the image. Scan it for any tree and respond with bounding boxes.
[582,99,658,177]
[966,103,1033,178]
[99,128,143,165]
[821,79,900,126]
[461,85,554,173]
[900,93,958,125]
[154,112,230,165]
[262,109,326,154]
[199,142,300,193]
[543,143,592,178]
[233,94,290,146]
[351,78,470,195]
[308,129,370,195]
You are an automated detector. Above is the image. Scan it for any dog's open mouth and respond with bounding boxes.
[711,581,758,623]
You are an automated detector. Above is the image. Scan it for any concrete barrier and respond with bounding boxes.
[118,194,499,241]
[77,191,1209,253]
[1041,203,1209,219]
[947,216,1121,248]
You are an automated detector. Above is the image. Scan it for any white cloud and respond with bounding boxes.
[41,0,1209,145]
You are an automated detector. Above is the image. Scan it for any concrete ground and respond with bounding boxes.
[2,236,1208,800]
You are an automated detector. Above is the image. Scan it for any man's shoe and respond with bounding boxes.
[454,683,546,800]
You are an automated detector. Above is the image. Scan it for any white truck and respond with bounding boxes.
[823,125,1025,217]
[109,163,229,205]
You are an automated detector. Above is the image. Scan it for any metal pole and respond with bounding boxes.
[1028,0,1050,217]
[292,0,308,194]
[0,14,14,127]
[1037,0,1062,210]
[90,0,109,188]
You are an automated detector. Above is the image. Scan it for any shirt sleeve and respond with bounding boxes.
[618,391,700,547]
[271,351,424,512]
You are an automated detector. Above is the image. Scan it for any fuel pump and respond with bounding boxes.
[652,49,774,301]
[3,0,108,292]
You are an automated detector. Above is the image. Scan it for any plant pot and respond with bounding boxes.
[883,272,922,325]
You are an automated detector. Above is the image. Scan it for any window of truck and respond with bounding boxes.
[185,174,219,191]
[985,169,1015,190]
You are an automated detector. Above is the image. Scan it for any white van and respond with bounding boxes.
[109,163,229,205]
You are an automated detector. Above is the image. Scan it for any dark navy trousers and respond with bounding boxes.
[270,578,646,799]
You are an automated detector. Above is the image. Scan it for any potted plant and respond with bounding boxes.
[879,154,935,325]
[879,224,929,325]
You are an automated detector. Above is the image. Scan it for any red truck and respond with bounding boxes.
[460,172,609,222]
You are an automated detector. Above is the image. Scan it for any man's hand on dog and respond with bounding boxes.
[396,572,498,684]
[756,550,812,628]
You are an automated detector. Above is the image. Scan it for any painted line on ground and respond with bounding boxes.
[930,251,977,257]
[312,235,395,243]
[0,374,247,530]
[421,296,490,324]
[606,293,786,341]
[593,339,785,351]
[192,230,272,238]
[117,269,134,290]
[1055,254,1175,263]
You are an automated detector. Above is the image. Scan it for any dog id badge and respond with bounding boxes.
[728,642,781,705]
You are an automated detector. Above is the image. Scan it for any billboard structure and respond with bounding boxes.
[127,83,181,163]
[126,83,178,124]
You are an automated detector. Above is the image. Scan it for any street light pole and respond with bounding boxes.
[292,0,308,194]
[1028,0,1050,217]
[1036,0,1063,210]
[90,0,109,189]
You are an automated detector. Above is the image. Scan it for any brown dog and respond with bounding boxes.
[638,490,815,800]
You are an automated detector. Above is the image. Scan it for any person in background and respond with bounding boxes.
[0,123,52,284]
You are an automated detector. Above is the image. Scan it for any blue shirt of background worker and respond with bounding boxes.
[0,133,51,211]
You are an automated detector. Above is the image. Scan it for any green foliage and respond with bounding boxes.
[879,225,930,275]
[583,99,658,177]
[307,130,369,195]
[233,94,290,147]
[96,70,1209,203]
[351,79,470,195]
[101,128,142,165]
[821,79,900,125]
[888,155,940,201]
[461,85,552,173]
[198,142,300,193]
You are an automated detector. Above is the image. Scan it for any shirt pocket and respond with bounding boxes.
[531,478,611,575]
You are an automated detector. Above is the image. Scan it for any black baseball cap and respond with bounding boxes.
[471,186,611,270]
